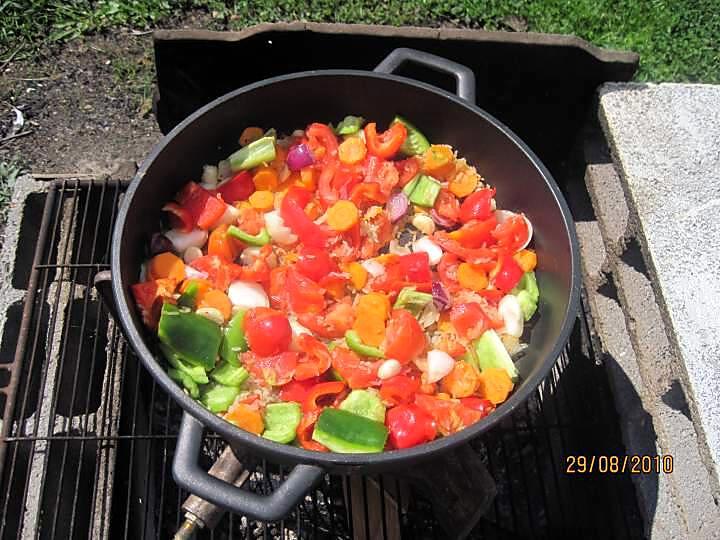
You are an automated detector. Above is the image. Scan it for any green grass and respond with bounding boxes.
[0,0,718,82]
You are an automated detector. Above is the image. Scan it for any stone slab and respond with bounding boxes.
[600,83,720,493]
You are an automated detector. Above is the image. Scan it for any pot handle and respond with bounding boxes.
[94,270,119,320]
[374,47,476,103]
[172,413,324,522]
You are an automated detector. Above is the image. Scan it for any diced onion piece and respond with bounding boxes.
[498,294,524,338]
[264,210,298,246]
[150,233,174,256]
[431,281,451,311]
[412,236,443,266]
[377,359,402,380]
[426,350,455,383]
[165,228,208,254]
[184,266,208,280]
[201,164,219,186]
[214,204,241,227]
[240,246,262,266]
[386,192,409,223]
[494,210,533,251]
[361,259,385,278]
[430,209,455,228]
[196,307,225,325]
[288,316,312,351]
[183,246,203,264]
[227,281,269,309]
[389,239,411,255]
[286,144,315,171]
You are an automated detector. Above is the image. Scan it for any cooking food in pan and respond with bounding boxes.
[131,116,539,453]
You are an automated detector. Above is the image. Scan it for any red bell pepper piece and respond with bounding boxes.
[449,302,490,341]
[306,123,339,163]
[279,377,321,403]
[296,246,337,283]
[349,182,387,209]
[379,374,421,406]
[364,122,407,159]
[317,159,339,208]
[215,171,254,204]
[176,182,227,230]
[384,309,427,364]
[491,213,530,252]
[433,188,461,223]
[280,187,329,248]
[434,231,505,265]
[131,278,177,328]
[297,410,328,451]
[303,381,346,412]
[394,156,421,187]
[459,188,496,223]
[386,403,437,449]
[460,397,494,417]
[161,202,194,233]
[286,266,326,314]
[492,255,524,292]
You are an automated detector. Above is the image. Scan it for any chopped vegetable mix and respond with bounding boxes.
[133,115,539,452]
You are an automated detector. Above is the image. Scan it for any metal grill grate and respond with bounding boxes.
[0,179,644,539]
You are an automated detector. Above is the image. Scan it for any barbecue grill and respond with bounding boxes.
[0,25,646,539]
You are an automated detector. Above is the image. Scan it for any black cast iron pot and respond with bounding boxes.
[104,48,580,521]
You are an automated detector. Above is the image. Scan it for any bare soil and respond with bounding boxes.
[0,31,163,177]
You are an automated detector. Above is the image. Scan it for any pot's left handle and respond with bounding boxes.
[94,270,119,320]
[173,413,324,522]
[374,47,476,103]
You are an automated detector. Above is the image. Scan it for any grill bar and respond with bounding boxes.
[0,179,644,539]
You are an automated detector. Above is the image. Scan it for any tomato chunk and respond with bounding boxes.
[244,307,292,357]
[384,309,426,364]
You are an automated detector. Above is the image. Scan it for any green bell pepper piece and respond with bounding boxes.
[177,281,199,309]
[402,175,420,197]
[229,136,276,172]
[339,389,386,423]
[210,361,249,387]
[262,402,302,444]
[227,226,271,246]
[394,287,433,318]
[345,330,385,358]
[160,343,209,384]
[512,271,540,321]
[334,115,365,135]
[158,303,222,371]
[393,116,431,156]
[312,408,388,453]
[220,309,248,366]
[200,383,240,413]
[407,175,441,207]
[472,329,519,381]
[168,368,200,398]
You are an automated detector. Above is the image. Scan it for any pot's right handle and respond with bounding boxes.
[173,413,324,522]
[374,47,476,103]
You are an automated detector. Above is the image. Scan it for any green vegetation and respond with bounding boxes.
[0,0,718,82]
[0,159,22,227]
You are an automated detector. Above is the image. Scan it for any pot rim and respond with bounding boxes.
[112,69,581,468]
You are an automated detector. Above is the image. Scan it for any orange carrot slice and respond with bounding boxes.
[338,137,367,165]
[252,166,279,191]
[198,289,233,321]
[457,262,489,291]
[148,252,185,282]
[249,190,275,212]
[477,367,514,404]
[326,200,359,232]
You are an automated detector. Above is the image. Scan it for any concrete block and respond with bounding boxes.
[600,84,720,493]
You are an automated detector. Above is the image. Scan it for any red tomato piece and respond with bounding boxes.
[306,123,339,163]
[279,377,321,403]
[303,381,346,412]
[242,350,298,386]
[434,231,505,265]
[384,309,427,364]
[280,187,329,248]
[131,278,177,328]
[460,397,495,417]
[492,255,524,292]
[189,255,234,291]
[215,171,254,204]
[364,122,407,159]
[491,214,530,252]
[364,155,399,196]
[398,252,432,284]
[294,334,333,380]
[286,267,326,314]
[386,403,437,449]
[414,394,468,436]
[244,307,293,357]
[331,347,381,389]
[176,182,227,230]
[297,302,355,339]
[317,159,339,208]
[451,216,498,248]
[349,182,388,209]
[394,157,421,187]
[437,253,461,293]
[449,302,489,340]
[433,189,461,223]
[296,246,337,283]
[379,375,421,406]
[161,202,194,233]
[459,188,496,223]
[268,266,288,309]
